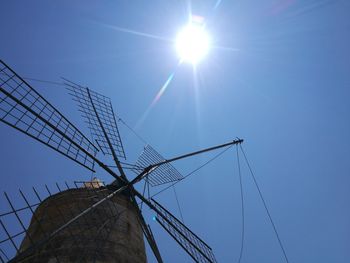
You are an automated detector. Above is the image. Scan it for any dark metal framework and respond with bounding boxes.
[152,199,217,263]
[64,78,126,159]
[0,60,244,263]
[133,145,184,186]
[0,61,98,171]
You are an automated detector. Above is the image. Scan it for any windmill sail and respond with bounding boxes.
[0,60,98,171]
[133,145,184,186]
[0,59,242,263]
[65,79,126,160]
[151,198,217,263]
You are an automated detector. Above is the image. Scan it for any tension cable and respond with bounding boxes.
[239,145,290,263]
[151,144,234,198]
[236,145,245,263]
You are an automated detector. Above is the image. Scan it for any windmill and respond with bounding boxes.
[0,59,243,262]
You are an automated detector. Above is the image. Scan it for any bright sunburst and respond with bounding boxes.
[175,23,210,64]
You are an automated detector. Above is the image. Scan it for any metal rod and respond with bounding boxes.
[4,192,36,248]
[151,198,212,250]
[129,193,163,263]
[64,77,127,181]
[0,219,19,253]
[19,189,62,263]
[0,60,97,153]
[156,218,199,263]
[131,139,243,184]
[0,248,9,261]
[0,230,26,245]
[158,139,243,166]
[1,69,126,184]
[0,86,98,170]
[133,191,214,262]
[85,87,127,180]
[0,202,40,217]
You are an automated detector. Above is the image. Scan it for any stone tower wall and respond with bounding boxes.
[16,187,146,263]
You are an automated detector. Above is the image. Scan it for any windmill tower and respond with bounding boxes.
[0,60,243,262]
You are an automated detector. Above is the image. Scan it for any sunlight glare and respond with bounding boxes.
[176,23,210,64]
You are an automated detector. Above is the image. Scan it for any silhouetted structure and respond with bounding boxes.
[0,59,243,262]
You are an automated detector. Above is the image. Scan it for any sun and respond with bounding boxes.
[175,23,210,64]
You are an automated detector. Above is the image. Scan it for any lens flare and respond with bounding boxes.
[175,23,210,64]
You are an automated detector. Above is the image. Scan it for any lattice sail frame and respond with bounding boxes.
[65,80,126,159]
[151,199,217,263]
[0,60,98,171]
[133,145,184,186]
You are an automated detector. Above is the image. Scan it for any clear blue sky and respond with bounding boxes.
[1,1,350,262]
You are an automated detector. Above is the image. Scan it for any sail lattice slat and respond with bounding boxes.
[65,81,126,159]
[133,145,183,186]
[0,61,98,171]
[151,199,217,263]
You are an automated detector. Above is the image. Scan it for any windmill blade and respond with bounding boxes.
[152,199,217,263]
[130,195,163,263]
[133,145,184,186]
[64,79,126,160]
[137,195,217,263]
[0,60,98,171]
